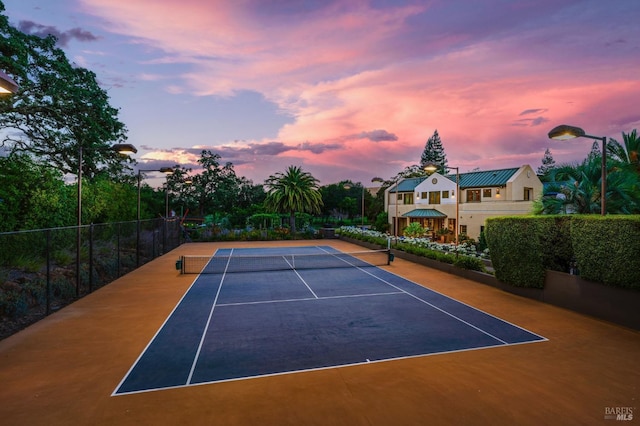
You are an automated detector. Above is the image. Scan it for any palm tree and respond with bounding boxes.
[608,129,640,173]
[550,159,603,214]
[264,166,323,235]
[537,157,640,215]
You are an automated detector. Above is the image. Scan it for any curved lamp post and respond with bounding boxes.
[425,163,459,257]
[76,143,137,296]
[136,167,174,266]
[343,177,384,228]
[387,176,402,239]
[548,124,607,215]
[370,177,384,229]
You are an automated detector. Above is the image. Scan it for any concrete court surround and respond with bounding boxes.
[0,240,638,425]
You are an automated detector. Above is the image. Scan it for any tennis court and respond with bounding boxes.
[114,245,545,395]
[2,240,639,425]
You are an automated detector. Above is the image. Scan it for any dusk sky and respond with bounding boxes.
[3,0,640,186]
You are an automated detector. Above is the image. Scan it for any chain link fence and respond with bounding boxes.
[0,218,182,340]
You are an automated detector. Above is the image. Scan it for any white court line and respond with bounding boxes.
[113,337,543,396]
[315,247,517,345]
[115,246,547,396]
[216,290,405,307]
[283,256,319,299]
[185,248,234,385]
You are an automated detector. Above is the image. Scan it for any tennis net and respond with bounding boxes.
[179,249,392,274]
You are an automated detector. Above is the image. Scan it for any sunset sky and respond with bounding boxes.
[4,0,640,186]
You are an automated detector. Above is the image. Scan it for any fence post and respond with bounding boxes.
[46,229,51,316]
[117,222,121,277]
[88,223,94,293]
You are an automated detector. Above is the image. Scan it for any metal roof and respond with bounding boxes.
[389,176,427,193]
[445,168,519,188]
[402,209,447,218]
[389,167,521,193]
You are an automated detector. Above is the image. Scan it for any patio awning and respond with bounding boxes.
[401,209,447,218]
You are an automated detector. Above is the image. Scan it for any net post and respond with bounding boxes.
[177,256,184,274]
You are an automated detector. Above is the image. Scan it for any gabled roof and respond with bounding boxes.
[445,167,519,188]
[389,176,427,193]
[389,167,523,192]
[402,209,447,218]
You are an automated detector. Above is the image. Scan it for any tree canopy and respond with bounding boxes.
[537,148,556,180]
[0,3,131,180]
[419,130,448,171]
[536,129,640,215]
[264,166,323,234]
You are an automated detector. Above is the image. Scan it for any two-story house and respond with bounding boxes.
[384,165,542,240]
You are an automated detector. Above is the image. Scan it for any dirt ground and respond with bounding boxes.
[0,240,638,425]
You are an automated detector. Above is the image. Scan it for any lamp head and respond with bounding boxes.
[548,125,586,141]
[0,70,19,94]
[112,143,138,154]
[424,163,439,173]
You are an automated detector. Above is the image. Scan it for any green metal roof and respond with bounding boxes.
[389,167,521,193]
[389,176,426,193]
[446,168,519,188]
[402,209,447,218]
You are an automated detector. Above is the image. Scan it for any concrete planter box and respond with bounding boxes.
[340,235,640,330]
[542,270,640,330]
[319,228,337,239]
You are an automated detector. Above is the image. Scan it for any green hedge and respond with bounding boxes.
[571,216,640,288]
[485,216,547,288]
[486,215,640,289]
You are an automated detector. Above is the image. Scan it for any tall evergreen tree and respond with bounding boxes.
[419,130,448,171]
[587,141,601,162]
[537,148,556,180]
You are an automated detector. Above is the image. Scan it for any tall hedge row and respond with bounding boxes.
[485,215,640,289]
[484,217,547,288]
[571,216,640,288]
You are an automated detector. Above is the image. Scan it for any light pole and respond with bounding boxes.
[137,167,174,266]
[548,124,607,215]
[370,177,384,229]
[425,163,459,257]
[76,143,137,296]
[343,182,367,227]
[387,176,402,239]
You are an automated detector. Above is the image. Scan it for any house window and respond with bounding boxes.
[467,189,481,203]
[442,191,449,198]
[404,193,414,204]
[483,189,492,198]
[460,225,467,235]
[524,187,533,201]
[428,191,440,204]
[421,192,428,199]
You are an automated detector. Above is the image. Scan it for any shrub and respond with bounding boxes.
[485,217,545,288]
[570,216,640,288]
[453,256,486,272]
[403,222,427,238]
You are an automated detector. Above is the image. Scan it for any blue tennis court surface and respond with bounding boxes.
[114,246,546,395]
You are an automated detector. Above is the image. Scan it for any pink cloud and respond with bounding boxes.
[76,0,640,184]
